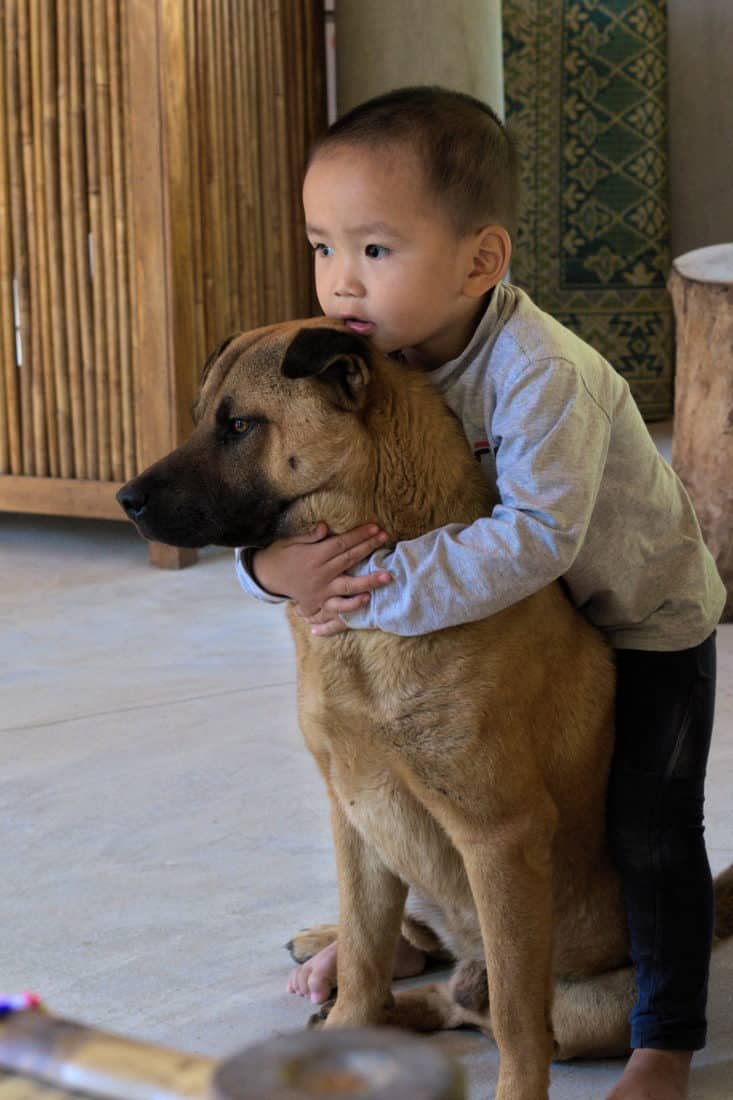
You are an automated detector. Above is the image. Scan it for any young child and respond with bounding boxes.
[235,87,725,1100]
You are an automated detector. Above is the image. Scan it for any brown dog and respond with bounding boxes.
[118,320,733,1100]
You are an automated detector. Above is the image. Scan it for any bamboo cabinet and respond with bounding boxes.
[0,0,325,566]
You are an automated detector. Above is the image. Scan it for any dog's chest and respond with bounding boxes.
[328,753,463,892]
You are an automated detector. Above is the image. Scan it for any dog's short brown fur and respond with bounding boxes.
[119,321,733,1100]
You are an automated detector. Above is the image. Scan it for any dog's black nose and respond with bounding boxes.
[117,486,148,519]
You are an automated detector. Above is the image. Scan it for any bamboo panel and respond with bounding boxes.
[81,0,105,479]
[98,1,123,479]
[108,0,134,480]
[0,0,325,524]
[58,0,85,477]
[69,0,96,477]
[184,1,205,370]
[15,0,40,474]
[120,0,137,474]
[242,0,265,322]
[30,0,58,474]
[90,6,105,472]
[0,0,22,473]
[0,0,137,483]
[180,0,325,359]
[43,0,74,477]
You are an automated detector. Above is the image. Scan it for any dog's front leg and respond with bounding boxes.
[324,795,407,1028]
[458,808,557,1100]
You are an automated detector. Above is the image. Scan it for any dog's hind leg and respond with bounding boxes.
[380,959,633,1062]
[323,961,491,1036]
[388,981,488,1033]
[442,957,632,1060]
[550,968,634,1061]
[401,913,455,963]
[309,978,488,1035]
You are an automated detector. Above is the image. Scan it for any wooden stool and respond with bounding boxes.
[668,243,733,621]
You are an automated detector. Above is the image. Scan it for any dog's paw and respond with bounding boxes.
[286,923,339,965]
[307,997,336,1030]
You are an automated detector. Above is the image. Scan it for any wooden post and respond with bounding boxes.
[668,243,733,621]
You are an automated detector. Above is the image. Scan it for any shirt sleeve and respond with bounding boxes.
[341,357,612,635]
[234,547,288,604]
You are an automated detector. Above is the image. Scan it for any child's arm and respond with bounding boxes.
[235,523,392,617]
[314,358,612,636]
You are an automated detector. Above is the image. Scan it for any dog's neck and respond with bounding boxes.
[299,358,493,544]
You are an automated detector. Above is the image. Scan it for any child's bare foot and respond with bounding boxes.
[606,1049,692,1100]
[287,934,427,1004]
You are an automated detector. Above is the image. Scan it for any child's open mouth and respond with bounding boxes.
[344,318,375,336]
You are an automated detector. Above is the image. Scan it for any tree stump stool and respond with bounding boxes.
[668,243,733,621]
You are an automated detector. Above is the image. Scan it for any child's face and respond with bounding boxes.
[303,145,487,365]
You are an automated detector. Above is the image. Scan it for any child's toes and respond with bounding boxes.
[297,965,313,996]
[287,965,307,996]
[307,972,333,1004]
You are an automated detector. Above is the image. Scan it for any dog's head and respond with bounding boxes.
[117,320,377,548]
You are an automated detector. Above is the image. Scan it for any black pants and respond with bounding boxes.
[607,633,717,1050]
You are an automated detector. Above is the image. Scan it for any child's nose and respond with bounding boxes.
[334,263,364,297]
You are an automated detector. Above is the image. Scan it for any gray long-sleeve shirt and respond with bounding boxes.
[236,284,725,650]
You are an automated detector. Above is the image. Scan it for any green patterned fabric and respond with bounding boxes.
[503,0,673,419]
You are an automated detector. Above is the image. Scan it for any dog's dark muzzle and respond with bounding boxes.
[116,466,213,547]
[117,461,289,550]
[117,483,149,522]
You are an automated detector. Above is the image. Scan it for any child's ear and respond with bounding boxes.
[465,225,512,297]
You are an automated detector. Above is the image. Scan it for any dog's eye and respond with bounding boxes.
[230,417,251,435]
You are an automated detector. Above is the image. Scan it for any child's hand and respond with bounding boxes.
[295,602,358,637]
[251,522,392,619]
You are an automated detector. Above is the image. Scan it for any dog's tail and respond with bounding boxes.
[714,865,733,942]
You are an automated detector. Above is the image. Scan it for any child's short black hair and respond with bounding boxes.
[308,85,519,238]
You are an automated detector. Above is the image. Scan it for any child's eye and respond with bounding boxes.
[365,244,390,259]
[312,243,333,257]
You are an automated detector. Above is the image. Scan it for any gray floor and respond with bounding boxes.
[1,448,732,1096]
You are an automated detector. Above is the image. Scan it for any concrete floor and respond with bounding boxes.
[1,456,732,1096]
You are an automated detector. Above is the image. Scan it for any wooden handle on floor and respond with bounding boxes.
[0,1010,214,1100]
[1,1012,464,1100]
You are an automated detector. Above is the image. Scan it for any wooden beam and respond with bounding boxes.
[0,475,125,520]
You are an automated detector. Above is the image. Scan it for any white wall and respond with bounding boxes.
[333,1,733,260]
[334,0,504,119]
[667,0,733,256]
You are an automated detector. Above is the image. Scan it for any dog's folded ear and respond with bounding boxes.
[281,326,371,411]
